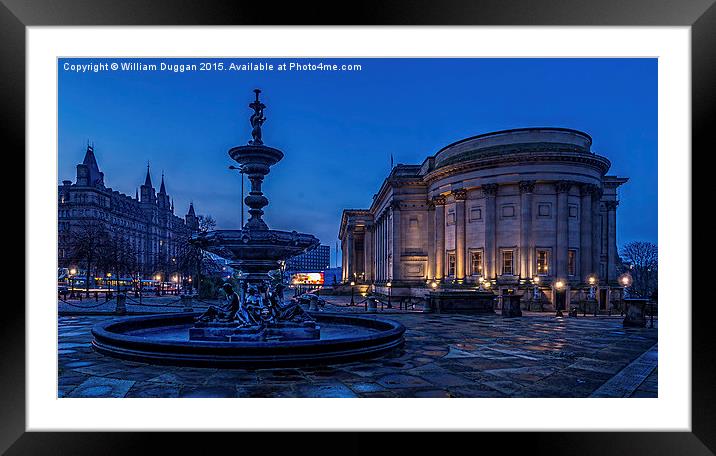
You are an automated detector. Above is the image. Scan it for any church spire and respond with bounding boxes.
[159,171,166,194]
[144,162,153,187]
[187,201,196,216]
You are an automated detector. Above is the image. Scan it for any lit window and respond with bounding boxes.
[471,251,483,276]
[568,250,577,276]
[447,253,456,277]
[536,250,549,275]
[502,250,514,275]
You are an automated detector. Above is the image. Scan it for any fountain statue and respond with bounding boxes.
[91,90,405,367]
[189,89,321,342]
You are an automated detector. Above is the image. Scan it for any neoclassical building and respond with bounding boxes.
[58,144,200,277]
[339,128,628,310]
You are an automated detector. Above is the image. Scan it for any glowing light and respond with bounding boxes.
[533,276,540,284]
[291,272,324,285]
[386,282,392,287]
[483,281,492,289]
[69,268,77,275]
[350,281,355,286]
[588,275,597,285]
[430,281,438,288]
[555,280,564,290]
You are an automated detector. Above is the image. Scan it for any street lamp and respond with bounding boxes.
[587,275,598,316]
[229,165,245,227]
[350,281,356,306]
[478,276,485,291]
[530,276,541,311]
[619,273,632,316]
[430,281,438,289]
[69,268,77,298]
[155,274,162,296]
[386,281,392,309]
[106,272,113,297]
[554,279,565,317]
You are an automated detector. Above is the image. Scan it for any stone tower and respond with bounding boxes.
[75,144,105,188]
[186,202,199,232]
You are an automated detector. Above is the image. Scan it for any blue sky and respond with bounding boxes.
[59,58,657,266]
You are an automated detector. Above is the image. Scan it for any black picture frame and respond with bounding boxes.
[4,0,712,453]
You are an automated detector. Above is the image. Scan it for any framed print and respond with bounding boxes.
[5,0,714,453]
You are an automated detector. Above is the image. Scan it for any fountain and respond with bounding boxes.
[91,90,405,367]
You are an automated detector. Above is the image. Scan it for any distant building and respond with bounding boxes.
[285,244,331,272]
[58,144,201,277]
[339,128,628,311]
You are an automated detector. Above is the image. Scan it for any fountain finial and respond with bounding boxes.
[248,89,266,145]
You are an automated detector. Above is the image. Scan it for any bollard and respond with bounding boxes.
[366,298,377,313]
[115,293,127,315]
[180,295,194,312]
[308,295,319,312]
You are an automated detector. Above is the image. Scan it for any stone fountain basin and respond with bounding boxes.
[190,229,320,263]
[91,312,405,368]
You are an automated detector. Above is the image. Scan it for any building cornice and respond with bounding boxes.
[423,151,611,185]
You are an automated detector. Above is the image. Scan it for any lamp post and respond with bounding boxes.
[69,268,77,299]
[588,275,598,317]
[386,281,392,309]
[229,165,245,227]
[106,272,113,298]
[554,280,565,317]
[350,281,355,306]
[155,274,162,296]
[619,273,632,316]
[532,276,541,312]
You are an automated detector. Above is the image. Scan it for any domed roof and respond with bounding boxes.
[434,127,593,168]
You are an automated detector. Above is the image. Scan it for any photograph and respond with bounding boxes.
[56,57,659,399]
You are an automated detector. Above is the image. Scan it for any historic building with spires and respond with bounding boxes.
[58,144,201,278]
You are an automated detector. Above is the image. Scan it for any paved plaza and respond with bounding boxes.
[58,297,657,398]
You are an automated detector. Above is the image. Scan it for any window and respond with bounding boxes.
[568,250,577,276]
[469,207,482,221]
[447,252,456,277]
[471,250,483,276]
[502,250,514,275]
[569,205,579,218]
[536,250,549,275]
[446,210,456,226]
[538,203,551,217]
[502,205,515,218]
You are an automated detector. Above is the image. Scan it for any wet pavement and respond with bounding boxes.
[58,301,658,398]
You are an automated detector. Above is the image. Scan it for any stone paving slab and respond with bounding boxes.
[590,344,658,398]
[58,305,658,398]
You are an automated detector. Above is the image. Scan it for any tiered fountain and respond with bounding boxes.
[91,90,405,367]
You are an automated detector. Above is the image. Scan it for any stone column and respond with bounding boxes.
[346,229,354,282]
[364,224,373,282]
[606,200,619,281]
[453,189,468,282]
[433,196,446,279]
[580,184,596,280]
[391,202,401,281]
[555,181,572,278]
[426,199,436,280]
[483,184,498,279]
[519,181,535,279]
[591,188,603,279]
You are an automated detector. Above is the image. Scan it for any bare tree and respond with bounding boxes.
[67,221,109,296]
[619,241,658,298]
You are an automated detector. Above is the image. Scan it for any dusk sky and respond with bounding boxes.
[58,58,657,266]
